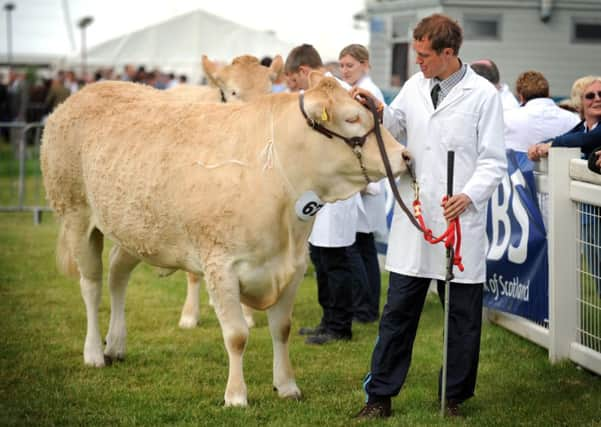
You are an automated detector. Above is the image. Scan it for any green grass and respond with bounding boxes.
[1,212,600,426]
[0,142,47,207]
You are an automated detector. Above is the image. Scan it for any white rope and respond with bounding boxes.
[259,108,297,197]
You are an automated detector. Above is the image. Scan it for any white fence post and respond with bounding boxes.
[547,148,579,363]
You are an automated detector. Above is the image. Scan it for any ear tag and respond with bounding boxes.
[295,191,324,221]
[321,107,329,122]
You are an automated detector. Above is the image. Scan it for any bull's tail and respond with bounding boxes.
[56,220,80,278]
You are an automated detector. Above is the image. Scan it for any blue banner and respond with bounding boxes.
[485,150,548,324]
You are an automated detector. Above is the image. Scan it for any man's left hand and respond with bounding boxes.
[443,193,472,221]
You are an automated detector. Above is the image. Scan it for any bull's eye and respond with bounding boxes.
[345,115,360,124]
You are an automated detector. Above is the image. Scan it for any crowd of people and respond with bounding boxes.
[0,66,189,126]
[2,11,600,420]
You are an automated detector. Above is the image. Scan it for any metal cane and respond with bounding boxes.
[441,150,455,417]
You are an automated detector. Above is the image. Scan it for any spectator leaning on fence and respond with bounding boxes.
[504,70,580,153]
[528,76,601,161]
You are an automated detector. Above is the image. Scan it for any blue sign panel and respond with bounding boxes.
[485,150,548,323]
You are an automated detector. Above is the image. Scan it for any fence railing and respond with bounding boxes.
[486,148,601,375]
[0,121,49,224]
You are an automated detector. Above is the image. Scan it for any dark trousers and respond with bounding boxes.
[364,272,483,404]
[309,243,353,337]
[350,232,381,322]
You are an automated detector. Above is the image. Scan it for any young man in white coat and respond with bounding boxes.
[284,44,359,345]
[352,14,507,418]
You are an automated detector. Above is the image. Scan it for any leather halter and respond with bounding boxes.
[298,91,375,152]
[298,91,374,183]
[299,89,423,231]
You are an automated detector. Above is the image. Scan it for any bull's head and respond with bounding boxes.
[298,73,410,202]
[202,54,284,102]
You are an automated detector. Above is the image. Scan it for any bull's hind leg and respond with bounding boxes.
[205,267,249,407]
[104,245,140,363]
[179,272,202,328]
[267,270,303,400]
[65,215,105,367]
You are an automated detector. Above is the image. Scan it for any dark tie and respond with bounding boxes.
[431,84,441,108]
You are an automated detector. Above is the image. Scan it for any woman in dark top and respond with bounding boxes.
[529,76,601,161]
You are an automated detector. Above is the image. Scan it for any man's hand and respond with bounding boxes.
[349,87,383,113]
[596,150,601,168]
[443,193,472,221]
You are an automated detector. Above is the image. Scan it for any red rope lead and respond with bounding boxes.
[412,198,464,272]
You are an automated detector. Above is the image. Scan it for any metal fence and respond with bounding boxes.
[486,148,601,375]
[0,121,49,224]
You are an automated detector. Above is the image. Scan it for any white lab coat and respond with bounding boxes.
[383,66,507,283]
[504,98,581,152]
[499,83,520,111]
[308,71,358,248]
[354,75,388,240]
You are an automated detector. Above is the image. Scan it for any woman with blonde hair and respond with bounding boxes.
[528,75,601,160]
[339,44,385,104]
[339,44,388,324]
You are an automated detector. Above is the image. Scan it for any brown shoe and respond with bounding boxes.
[354,401,391,419]
[445,399,462,418]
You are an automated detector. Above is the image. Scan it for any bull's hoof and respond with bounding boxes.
[275,383,302,401]
[103,353,125,365]
[178,315,199,329]
[224,395,248,407]
[84,353,106,368]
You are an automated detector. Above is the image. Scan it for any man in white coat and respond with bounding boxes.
[285,44,358,345]
[353,14,507,418]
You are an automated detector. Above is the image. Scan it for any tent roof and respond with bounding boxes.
[79,9,294,79]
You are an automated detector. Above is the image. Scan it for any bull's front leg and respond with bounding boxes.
[205,267,249,407]
[266,269,303,400]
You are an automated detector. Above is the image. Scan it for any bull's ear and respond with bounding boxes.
[304,95,331,123]
[307,70,325,88]
[269,55,284,82]
[201,55,220,87]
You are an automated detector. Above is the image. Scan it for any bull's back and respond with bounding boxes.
[40,81,279,264]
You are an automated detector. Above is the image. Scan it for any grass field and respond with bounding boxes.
[1,212,600,427]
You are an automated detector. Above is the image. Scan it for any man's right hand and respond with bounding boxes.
[349,87,384,120]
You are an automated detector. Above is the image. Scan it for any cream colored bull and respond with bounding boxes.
[169,54,283,104]
[40,74,409,407]
[170,54,283,329]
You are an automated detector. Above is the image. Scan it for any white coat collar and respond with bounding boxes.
[417,66,479,114]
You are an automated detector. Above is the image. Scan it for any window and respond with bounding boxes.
[391,42,409,87]
[391,15,412,40]
[572,19,601,43]
[463,15,501,40]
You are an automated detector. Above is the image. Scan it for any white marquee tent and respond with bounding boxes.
[68,10,295,83]
[1,2,294,83]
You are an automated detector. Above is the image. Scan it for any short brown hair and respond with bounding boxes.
[339,44,369,63]
[413,14,463,55]
[515,71,549,102]
[284,44,323,74]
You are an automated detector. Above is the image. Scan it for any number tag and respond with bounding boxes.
[295,191,324,221]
